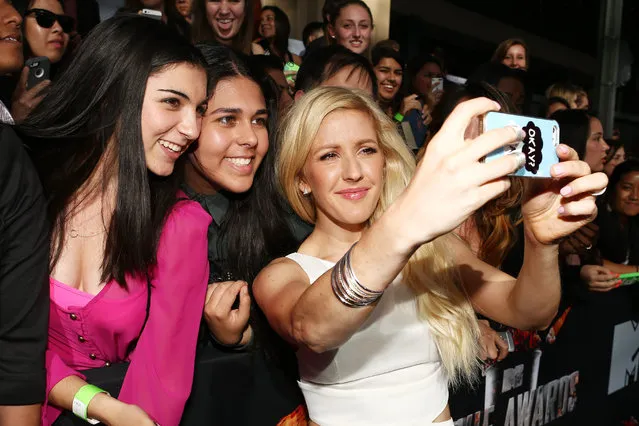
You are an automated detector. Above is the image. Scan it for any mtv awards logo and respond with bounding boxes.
[454,350,579,426]
[608,320,639,395]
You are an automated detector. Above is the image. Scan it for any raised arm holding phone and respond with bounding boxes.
[254,88,607,425]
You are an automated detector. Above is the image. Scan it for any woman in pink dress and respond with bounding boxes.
[20,15,210,426]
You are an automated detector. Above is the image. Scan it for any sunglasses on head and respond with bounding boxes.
[25,8,75,33]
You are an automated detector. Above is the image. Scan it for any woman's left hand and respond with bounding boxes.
[521,144,608,245]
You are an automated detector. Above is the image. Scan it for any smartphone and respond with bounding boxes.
[431,77,444,94]
[619,272,639,286]
[25,56,50,90]
[141,8,162,20]
[482,112,560,178]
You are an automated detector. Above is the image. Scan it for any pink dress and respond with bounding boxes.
[43,198,211,426]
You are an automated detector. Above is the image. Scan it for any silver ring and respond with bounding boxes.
[592,187,606,197]
[585,244,593,250]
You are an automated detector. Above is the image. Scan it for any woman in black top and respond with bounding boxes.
[180,43,308,425]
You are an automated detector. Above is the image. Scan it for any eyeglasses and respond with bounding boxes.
[25,9,75,34]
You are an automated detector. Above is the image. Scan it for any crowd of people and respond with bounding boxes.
[0,0,632,425]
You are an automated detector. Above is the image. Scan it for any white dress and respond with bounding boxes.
[286,253,454,426]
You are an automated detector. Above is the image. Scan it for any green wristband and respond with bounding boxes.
[394,112,404,122]
[72,384,108,424]
[619,272,639,279]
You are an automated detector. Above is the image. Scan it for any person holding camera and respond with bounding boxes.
[254,87,606,425]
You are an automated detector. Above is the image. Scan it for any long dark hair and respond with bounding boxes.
[19,15,207,287]
[550,109,591,160]
[260,6,291,62]
[192,0,255,54]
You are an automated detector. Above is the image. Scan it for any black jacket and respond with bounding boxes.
[0,125,49,405]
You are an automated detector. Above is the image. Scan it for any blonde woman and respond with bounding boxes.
[253,87,607,426]
[545,82,580,109]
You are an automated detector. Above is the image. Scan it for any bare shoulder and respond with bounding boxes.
[253,257,310,302]
[254,257,309,288]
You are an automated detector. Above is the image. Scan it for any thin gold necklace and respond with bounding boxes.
[66,209,108,239]
[68,227,106,239]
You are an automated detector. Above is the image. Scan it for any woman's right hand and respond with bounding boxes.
[580,264,621,292]
[203,280,251,345]
[392,97,524,250]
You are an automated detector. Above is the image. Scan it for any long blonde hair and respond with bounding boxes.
[276,87,480,385]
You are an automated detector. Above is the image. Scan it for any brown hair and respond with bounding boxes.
[191,0,255,54]
[491,38,530,70]
[468,82,522,266]
[420,81,523,266]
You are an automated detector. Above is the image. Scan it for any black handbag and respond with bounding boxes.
[52,276,151,425]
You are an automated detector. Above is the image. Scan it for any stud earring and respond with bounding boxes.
[302,188,311,196]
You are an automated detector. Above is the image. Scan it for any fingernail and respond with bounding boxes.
[517,128,526,140]
[493,101,502,110]
[560,186,572,197]
[509,125,525,140]
[558,144,570,154]
[558,206,566,216]
[553,164,564,176]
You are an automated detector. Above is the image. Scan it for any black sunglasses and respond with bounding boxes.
[25,9,75,33]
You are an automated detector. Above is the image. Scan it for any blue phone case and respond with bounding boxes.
[483,112,560,178]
